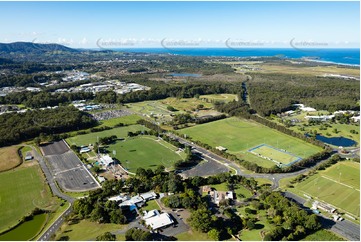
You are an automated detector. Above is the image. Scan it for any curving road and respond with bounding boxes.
[168,134,360,241]
[29,146,75,241]
[169,133,335,189]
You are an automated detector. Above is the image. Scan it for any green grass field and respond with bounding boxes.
[99,114,142,127]
[301,229,345,241]
[54,220,126,241]
[249,145,300,165]
[199,94,238,103]
[0,146,21,171]
[0,164,58,232]
[175,230,212,241]
[140,200,160,212]
[66,125,148,146]
[291,162,360,217]
[178,117,321,168]
[108,136,185,173]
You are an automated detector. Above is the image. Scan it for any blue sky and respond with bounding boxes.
[0,1,359,48]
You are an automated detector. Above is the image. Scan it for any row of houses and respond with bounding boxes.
[203,186,234,205]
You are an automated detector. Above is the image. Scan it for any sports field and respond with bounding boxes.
[0,164,58,232]
[293,162,360,217]
[66,125,148,146]
[108,136,185,173]
[125,98,213,123]
[0,146,21,171]
[178,117,321,167]
[199,94,238,103]
[249,144,301,166]
[99,114,142,127]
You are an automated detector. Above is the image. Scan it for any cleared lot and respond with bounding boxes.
[41,140,100,192]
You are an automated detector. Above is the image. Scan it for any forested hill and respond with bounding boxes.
[0,57,14,64]
[0,106,97,147]
[0,42,79,54]
[247,73,360,116]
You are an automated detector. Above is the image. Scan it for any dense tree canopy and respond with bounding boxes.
[0,106,96,147]
[247,73,360,116]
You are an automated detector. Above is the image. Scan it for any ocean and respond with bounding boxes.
[111,48,360,66]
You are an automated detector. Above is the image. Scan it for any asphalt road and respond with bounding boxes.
[168,133,360,240]
[29,146,75,241]
[283,192,360,241]
[28,131,358,241]
[169,133,337,189]
[38,206,73,241]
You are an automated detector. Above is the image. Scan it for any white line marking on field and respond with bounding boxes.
[321,175,360,191]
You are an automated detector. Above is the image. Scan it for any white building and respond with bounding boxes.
[351,116,360,122]
[98,176,106,183]
[305,115,335,122]
[108,194,130,203]
[144,212,174,230]
[143,209,160,219]
[293,104,317,112]
[140,191,157,201]
[99,155,114,167]
[119,194,145,208]
[80,147,91,154]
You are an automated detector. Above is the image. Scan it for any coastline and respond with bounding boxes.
[301,58,360,67]
[99,48,360,66]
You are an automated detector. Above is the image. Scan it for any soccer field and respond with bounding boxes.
[178,117,321,167]
[0,165,58,232]
[249,144,301,166]
[199,94,238,103]
[108,136,185,173]
[293,162,360,217]
[66,125,148,146]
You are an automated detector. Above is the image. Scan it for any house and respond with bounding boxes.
[210,190,234,205]
[119,194,145,208]
[24,155,33,161]
[144,212,174,230]
[118,200,137,212]
[216,146,227,151]
[108,194,130,203]
[305,115,334,122]
[129,195,145,207]
[80,147,91,154]
[293,104,317,112]
[97,176,106,183]
[351,116,360,122]
[284,110,295,116]
[140,191,157,201]
[99,155,114,167]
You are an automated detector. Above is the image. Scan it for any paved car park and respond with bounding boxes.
[41,140,100,192]
[181,158,230,177]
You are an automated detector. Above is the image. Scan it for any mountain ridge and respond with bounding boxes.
[0,42,79,53]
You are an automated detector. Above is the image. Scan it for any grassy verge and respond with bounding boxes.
[301,229,345,241]
[54,219,126,241]
[0,145,22,172]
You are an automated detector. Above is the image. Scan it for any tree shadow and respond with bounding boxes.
[254,223,265,230]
